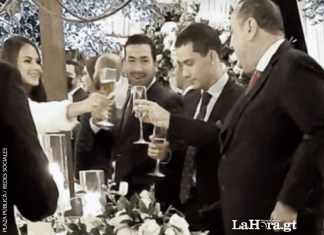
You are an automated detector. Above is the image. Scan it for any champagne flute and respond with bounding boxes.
[133,86,149,144]
[148,126,167,177]
[96,68,117,127]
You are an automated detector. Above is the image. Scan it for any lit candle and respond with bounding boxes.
[48,163,71,211]
[82,192,103,215]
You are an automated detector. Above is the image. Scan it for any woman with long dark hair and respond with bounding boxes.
[82,55,99,93]
[1,36,109,133]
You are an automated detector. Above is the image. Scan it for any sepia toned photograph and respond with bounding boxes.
[0,0,323,234]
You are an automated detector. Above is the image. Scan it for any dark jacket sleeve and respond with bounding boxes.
[164,92,184,115]
[278,52,324,210]
[2,64,58,221]
[168,114,220,147]
[74,113,112,179]
[74,113,95,177]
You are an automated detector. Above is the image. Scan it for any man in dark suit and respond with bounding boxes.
[144,23,243,234]
[76,35,183,208]
[137,1,324,233]
[216,1,324,234]
[66,60,88,103]
[66,60,88,173]
[0,62,58,235]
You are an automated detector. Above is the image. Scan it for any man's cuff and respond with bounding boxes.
[160,150,172,164]
[89,118,102,134]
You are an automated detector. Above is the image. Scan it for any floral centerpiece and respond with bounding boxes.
[65,184,208,235]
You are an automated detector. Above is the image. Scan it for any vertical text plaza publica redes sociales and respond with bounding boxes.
[2,147,8,233]
[232,219,297,232]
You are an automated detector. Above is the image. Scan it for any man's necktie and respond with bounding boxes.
[120,87,132,132]
[195,91,212,121]
[246,70,262,94]
[179,91,212,204]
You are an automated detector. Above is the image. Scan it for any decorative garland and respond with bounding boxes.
[0,0,163,58]
[0,0,245,85]
[298,0,324,24]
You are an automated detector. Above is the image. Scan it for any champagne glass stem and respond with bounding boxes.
[154,159,161,173]
[139,118,145,141]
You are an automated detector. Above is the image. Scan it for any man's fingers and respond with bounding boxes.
[142,116,151,123]
[148,149,158,159]
[102,110,109,119]
[107,92,115,100]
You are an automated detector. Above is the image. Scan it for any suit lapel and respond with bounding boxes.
[207,79,234,123]
[184,91,201,118]
[221,41,291,153]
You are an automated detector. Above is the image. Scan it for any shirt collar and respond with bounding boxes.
[182,85,194,96]
[205,72,229,98]
[129,77,156,94]
[256,39,285,72]
[147,77,156,90]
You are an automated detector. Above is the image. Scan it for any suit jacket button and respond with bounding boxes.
[221,185,225,191]
[222,154,226,160]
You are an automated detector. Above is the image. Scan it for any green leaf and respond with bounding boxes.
[89,228,100,235]
[154,202,161,216]
[79,223,87,232]
[149,185,156,203]
[104,204,116,217]
[130,194,138,210]
[67,223,80,231]
[116,196,130,211]
[130,210,143,224]
[105,225,114,235]
[120,219,131,226]
[148,202,155,216]
[138,198,149,213]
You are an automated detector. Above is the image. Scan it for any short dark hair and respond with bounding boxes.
[175,23,222,57]
[66,60,83,77]
[124,34,157,62]
[1,36,47,102]
[237,0,284,34]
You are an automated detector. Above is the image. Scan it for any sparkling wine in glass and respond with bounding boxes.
[148,126,167,177]
[133,86,149,144]
[96,68,117,127]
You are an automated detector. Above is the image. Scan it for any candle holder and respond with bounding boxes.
[41,133,71,196]
[79,170,106,215]
[49,163,71,212]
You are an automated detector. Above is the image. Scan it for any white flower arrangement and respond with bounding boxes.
[66,185,208,235]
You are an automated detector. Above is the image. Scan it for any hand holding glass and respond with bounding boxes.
[148,126,167,177]
[97,67,117,127]
[133,86,149,144]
